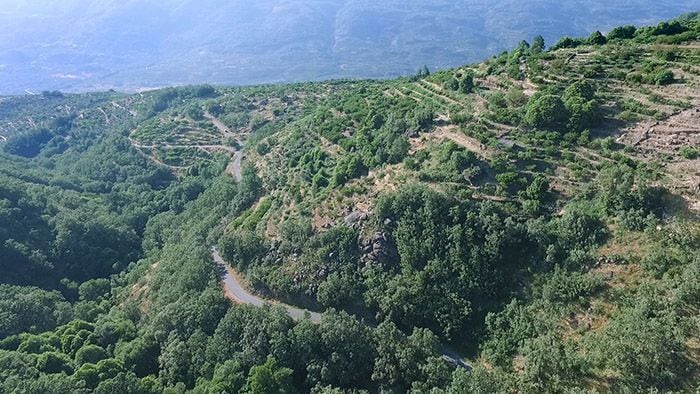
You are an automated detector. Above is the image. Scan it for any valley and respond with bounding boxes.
[0,13,699,392]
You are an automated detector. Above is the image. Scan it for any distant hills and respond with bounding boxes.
[0,0,698,94]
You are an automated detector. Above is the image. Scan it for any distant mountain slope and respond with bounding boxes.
[0,0,698,93]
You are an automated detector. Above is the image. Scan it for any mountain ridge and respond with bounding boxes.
[1,1,699,94]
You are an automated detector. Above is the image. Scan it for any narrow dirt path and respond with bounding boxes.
[129,135,242,179]
[433,125,493,159]
[130,140,237,153]
[419,80,465,107]
[111,101,137,117]
[98,107,110,124]
[204,111,235,138]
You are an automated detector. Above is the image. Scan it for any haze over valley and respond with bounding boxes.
[1,0,699,93]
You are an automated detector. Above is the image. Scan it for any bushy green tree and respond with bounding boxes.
[372,185,535,340]
[94,372,156,394]
[448,367,509,393]
[244,357,296,394]
[520,333,588,390]
[445,77,460,91]
[372,321,446,391]
[532,35,546,53]
[78,279,111,302]
[3,128,54,157]
[588,31,607,45]
[208,360,246,393]
[75,344,108,365]
[592,298,690,390]
[523,94,568,130]
[415,65,431,79]
[563,80,601,131]
[36,352,72,374]
[220,229,268,270]
[115,335,160,377]
[551,37,583,50]
[0,286,72,339]
[607,25,636,40]
[459,74,474,94]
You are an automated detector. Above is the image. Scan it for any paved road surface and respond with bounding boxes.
[229,151,243,182]
[211,246,471,369]
[212,247,321,322]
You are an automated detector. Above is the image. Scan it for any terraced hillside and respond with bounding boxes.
[0,14,699,393]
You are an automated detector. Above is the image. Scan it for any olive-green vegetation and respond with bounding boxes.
[1,14,699,393]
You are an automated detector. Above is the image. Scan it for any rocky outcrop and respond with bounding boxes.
[361,231,390,266]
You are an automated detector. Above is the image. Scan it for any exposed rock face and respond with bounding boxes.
[344,211,368,226]
[361,231,389,266]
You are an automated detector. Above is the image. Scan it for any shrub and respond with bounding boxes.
[641,248,680,278]
[680,146,698,159]
[539,267,604,305]
[653,69,674,85]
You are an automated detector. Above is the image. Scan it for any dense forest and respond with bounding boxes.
[1,13,699,393]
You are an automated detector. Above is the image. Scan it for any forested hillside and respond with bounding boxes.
[1,14,699,393]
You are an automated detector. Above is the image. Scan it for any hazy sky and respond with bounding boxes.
[0,1,698,93]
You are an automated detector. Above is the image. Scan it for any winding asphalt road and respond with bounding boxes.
[211,247,471,370]
[212,247,322,321]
